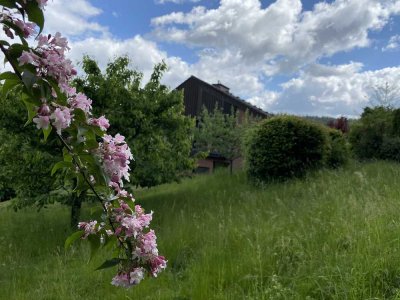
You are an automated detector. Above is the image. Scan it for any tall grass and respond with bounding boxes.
[2,161,400,299]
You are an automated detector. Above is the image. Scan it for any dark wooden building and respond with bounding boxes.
[176,75,269,120]
[176,76,269,173]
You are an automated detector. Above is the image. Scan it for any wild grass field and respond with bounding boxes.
[2,161,400,299]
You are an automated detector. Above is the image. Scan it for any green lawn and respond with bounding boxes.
[2,161,400,299]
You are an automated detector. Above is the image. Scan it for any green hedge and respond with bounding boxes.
[246,116,327,182]
[325,128,349,168]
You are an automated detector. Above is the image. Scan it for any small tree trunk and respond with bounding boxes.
[230,159,233,175]
[70,192,84,228]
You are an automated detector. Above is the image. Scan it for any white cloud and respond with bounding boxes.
[269,63,400,116]
[12,0,400,118]
[382,34,400,51]
[151,0,400,74]
[43,0,108,38]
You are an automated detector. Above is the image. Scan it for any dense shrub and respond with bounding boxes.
[246,115,328,182]
[325,128,349,168]
[379,136,400,161]
[349,106,400,162]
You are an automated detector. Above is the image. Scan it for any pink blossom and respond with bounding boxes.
[135,205,144,215]
[110,268,144,288]
[89,116,110,131]
[78,220,98,238]
[138,212,153,228]
[38,104,51,116]
[4,27,13,39]
[111,273,130,288]
[18,50,40,66]
[22,33,76,85]
[129,268,144,285]
[150,256,167,277]
[136,230,159,257]
[50,107,73,134]
[69,92,92,114]
[121,216,142,238]
[59,83,76,96]
[14,19,36,38]
[96,134,133,186]
[33,115,50,129]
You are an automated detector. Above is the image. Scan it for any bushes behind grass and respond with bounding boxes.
[246,115,349,183]
[349,106,400,162]
[325,128,350,168]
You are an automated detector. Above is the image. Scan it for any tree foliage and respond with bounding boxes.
[193,106,254,173]
[0,1,167,286]
[349,106,400,161]
[0,90,63,208]
[246,115,329,182]
[74,56,195,187]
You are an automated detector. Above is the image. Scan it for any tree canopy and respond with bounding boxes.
[74,56,195,187]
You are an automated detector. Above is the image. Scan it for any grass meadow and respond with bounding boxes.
[2,161,400,299]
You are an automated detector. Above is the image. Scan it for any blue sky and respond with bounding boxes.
[43,0,400,117]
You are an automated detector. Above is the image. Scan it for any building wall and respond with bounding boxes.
[197,157,243,173]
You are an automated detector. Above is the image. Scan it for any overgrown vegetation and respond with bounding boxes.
[245,115,348,182]
[193,106,254,173]
[2,162,400,299]
[349,106,400,162]
[74,56,195,188]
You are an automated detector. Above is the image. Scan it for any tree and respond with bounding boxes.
[74,57,195,187]
[0,90,92,227]
[193,106,250,174]
[370,81,400,108]
[0,1,166,286]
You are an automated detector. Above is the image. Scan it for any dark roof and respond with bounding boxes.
[177,75,269,117]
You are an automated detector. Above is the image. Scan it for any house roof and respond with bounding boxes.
[177,75,269,117]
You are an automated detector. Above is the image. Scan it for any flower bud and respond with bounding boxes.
[38,104,51,116]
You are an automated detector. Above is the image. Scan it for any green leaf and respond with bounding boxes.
[91,126,105,137]
[43,125,52,141]
[0,0,17,9]
[95,258,122,271]
[2,78,21,96]
[0,40,10,47]
[21,98,37,126]
[74,109,87,123]
[51,161,73,176]
[88,235,101,262]
[25,1,44,34]
[74,173,88,196]
[21,70,37,91]
[85,139,99,150]
[0,71,19,81]
[64,230,84,250]
[47,79,67,104]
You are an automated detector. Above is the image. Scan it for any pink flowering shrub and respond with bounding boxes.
[0,0,166,288]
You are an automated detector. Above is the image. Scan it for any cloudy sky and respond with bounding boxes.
[40,0,400,117]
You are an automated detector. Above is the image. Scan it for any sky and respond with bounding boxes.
[38,0,400,117]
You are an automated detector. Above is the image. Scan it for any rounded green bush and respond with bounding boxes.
[325,128,349,168]
[246,115,328,182]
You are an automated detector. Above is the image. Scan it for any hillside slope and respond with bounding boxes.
[2,161,400,299]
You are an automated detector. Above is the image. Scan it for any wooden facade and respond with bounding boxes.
[176,76,269,174]
[176,76,269,120]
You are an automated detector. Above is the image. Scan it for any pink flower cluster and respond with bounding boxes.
[78,220,99,238]
[78,201,166,288]
[1,3,166,287]
[109,202,166,287]
[0,12,35,39]
[96,134,133,187]
[19,33,76,86]
[111,267,145,288]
